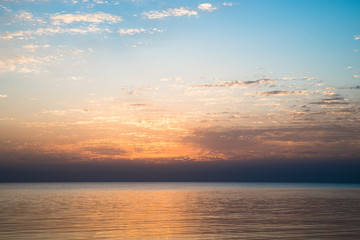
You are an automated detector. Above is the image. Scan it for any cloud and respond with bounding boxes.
[0,94,7,98]
[84,146,128,157]
[118,28,146,35]
[68,76,83,81]
[185,125,360,160]
[259,90,301,96]
[0,4,11,12]
[93,0,107,4]
[0,55,42,73]
[192,76,300,89]
[310,96,349,105]
[192,78,272,88]
[303,77,319,80]
[160,77,181,82]
[198,3,217,12]
[0,25,110,39]
[2,157,360,182]
[353,75,360,78]
[22,45,39,52]
[15,10,44,23]
[127,103,152,107]
[0,52,63,73]
[142,7,198,19]
[131,41,147,48]
[223,2,233,7]
[51,12,122,25]
[16,11,34,21]
[355,35,360,40]
[0,31,26,40]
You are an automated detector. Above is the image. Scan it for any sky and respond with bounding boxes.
[0,0,360,181]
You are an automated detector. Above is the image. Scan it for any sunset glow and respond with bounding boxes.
[1,0,360,175]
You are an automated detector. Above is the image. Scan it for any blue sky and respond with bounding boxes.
[0,0,360,164]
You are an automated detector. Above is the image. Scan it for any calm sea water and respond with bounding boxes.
[0,183,360,239]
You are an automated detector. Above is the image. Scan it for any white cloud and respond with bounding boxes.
[16,11,33,21]
[0,94,7,98]
[345,66,352,70]
[69,76,83,81]
[198,3,217,12]
[151,28,164,33]
[131,42,147,48]
[94,0,108,4]
[118,28,163,36]
[142,7,198,19]
[0,4,11,12]
[51,12,122,25]
[355,35,360,40]
[21,45,50,52]
[223,2,233,6]
[303,77,319,80]
[160,77,181,82]
[0,31,24,40]
[353,75,360,78]
[94,0,107,4]
[0,25,110,40]
[15,11,44,23]
[119,28,146,35]
[0,53,62,73]
[72,49,84,55]
[36,25,110,35]
[22,44,39,50]
[0,56,41,73]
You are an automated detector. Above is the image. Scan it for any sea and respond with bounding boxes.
[0,182,360,239]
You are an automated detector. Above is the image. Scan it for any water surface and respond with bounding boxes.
[1,183,360,239]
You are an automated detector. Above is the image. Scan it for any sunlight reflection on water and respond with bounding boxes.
[0,183,360,239]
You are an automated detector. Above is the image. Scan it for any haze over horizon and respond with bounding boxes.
[1,0,360,182]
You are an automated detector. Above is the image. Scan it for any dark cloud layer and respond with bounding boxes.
[1,158,359,182]
[184,125,360,161]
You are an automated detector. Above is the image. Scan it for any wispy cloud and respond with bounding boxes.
[22,44,39,52]
[192,78,272,88]
[0,56,41,73]
[160,77,181,82]
[355,35,360,40]
[311,96,349,105]
[127,103,152,107]
[93,0,108,4]
[119,28,146,35]
[0,94,7,98]
[258,90,302,96]
[0,4,11,12]
[118,28,164,36]
[15,10,45,23]
[198,3,217,12]
[223,2,233,7]
[83,145,128,158]
[142,7,198,19]
[0,25,110,39]
[51,12,122,25]
[353,75,360,78]
[303,77,319,80]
